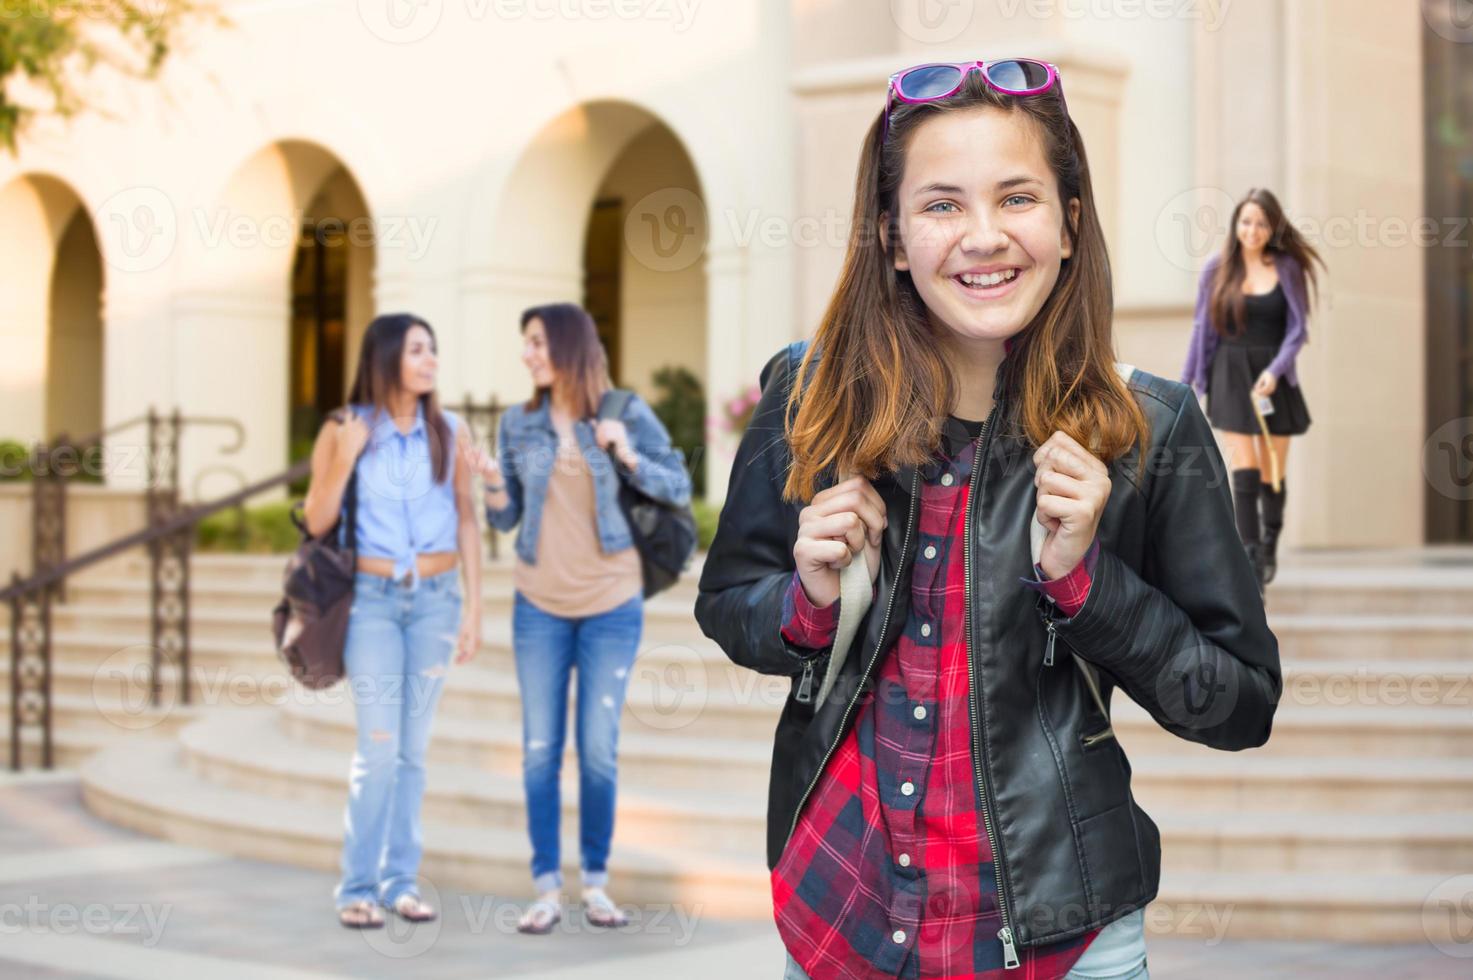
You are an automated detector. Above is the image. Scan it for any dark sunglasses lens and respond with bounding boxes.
[898,65,964,100]
[986,59,1051,92]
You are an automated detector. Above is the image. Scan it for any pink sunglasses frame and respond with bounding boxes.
[881,59,1067,145]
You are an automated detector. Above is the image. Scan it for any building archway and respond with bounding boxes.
[473,101,709,490]
[176,141,374,493]
[0,174,104,445]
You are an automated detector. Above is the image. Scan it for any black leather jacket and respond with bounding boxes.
[694,341,1282,954]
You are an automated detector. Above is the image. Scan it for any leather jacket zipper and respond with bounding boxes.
[962,402,1020,969]
[784,468,921,848]
[794,658,816,704]
[1037,603,1116,746]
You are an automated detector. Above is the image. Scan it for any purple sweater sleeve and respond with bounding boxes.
[1182,255,1220,395]
[1267,254,1310,382]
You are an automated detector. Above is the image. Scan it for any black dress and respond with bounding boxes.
[1206,283,1312,436]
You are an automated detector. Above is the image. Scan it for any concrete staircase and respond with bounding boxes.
[3,549,1469,942]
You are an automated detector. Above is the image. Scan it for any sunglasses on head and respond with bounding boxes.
[881,59,1066,145]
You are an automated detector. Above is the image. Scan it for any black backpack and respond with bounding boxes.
[597,390,697,597]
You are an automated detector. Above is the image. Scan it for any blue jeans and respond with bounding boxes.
[780,909,1148,978]
[512,590,643,892]
[334,569,462,909]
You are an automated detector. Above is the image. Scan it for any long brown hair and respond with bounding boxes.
[1209,188,1325,338]
[520,303,610,418]
[782,72,1148,502]
[346,313,453,483]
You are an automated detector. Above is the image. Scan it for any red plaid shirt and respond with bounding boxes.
[774,414,1100,979]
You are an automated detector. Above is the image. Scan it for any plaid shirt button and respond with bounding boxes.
[923,545,937,559]
[920,622,932,637]
[892,930,907,944]
[941,472,955,486]
[900,780,915,796]
[897,852,911,867]
[913,705,927,720]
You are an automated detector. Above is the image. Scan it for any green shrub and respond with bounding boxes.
[196,501,300,553]
[691,496,720,552]
[649,365,707,498]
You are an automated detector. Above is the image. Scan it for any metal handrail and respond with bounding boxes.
[3,461,309,605]
[7,459,309,770]
[10,392,508,771]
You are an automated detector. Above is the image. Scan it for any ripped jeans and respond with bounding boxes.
[512,591,643,893]
[335,569,462,909]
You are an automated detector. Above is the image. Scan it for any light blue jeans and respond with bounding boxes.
[512,590,643,893]
[334,569,462,909]
[781,909,1148,978]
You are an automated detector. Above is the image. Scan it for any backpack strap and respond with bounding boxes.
[597,389,636,422]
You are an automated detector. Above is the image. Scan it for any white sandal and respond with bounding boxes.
[582,887,628,929]
[337,900,384,929]
[517,894,563,935]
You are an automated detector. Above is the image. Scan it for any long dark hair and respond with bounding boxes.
[1209,188,1325,338]
[520,303,610,418]
[782,71,1148,503]
[346,313,453,483]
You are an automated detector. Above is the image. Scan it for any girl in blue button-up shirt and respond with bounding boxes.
[303,313,482,929]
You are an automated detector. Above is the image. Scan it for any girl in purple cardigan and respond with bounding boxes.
[1181,188,1324,590]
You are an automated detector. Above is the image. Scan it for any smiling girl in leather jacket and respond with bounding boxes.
[695,61,1282,980]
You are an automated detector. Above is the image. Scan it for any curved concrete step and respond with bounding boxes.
[184,710,1473,877]
[102,553,708,601]
[49,601,709,649]
[178,710,769,857]
[277,698,774,796]
[0,687,203,740]
[79,737,771,918]
[67,575,703,622]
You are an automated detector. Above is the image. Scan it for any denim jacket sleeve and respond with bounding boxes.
[617,395,692,508]
[485,409,524,532]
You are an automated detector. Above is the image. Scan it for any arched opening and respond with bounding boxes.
[479,102,709,493]
[0,175,104,446]
[177,141,374,493]
[288,169,373,469]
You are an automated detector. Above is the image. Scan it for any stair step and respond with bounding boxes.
[1127,753,1473,812]
[1110,699,1473,758]
[179,710,769,855]
[79,738,771,917]
[76,731,1459,941]
[277,698,775,796]
[1153,869,1457,942]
